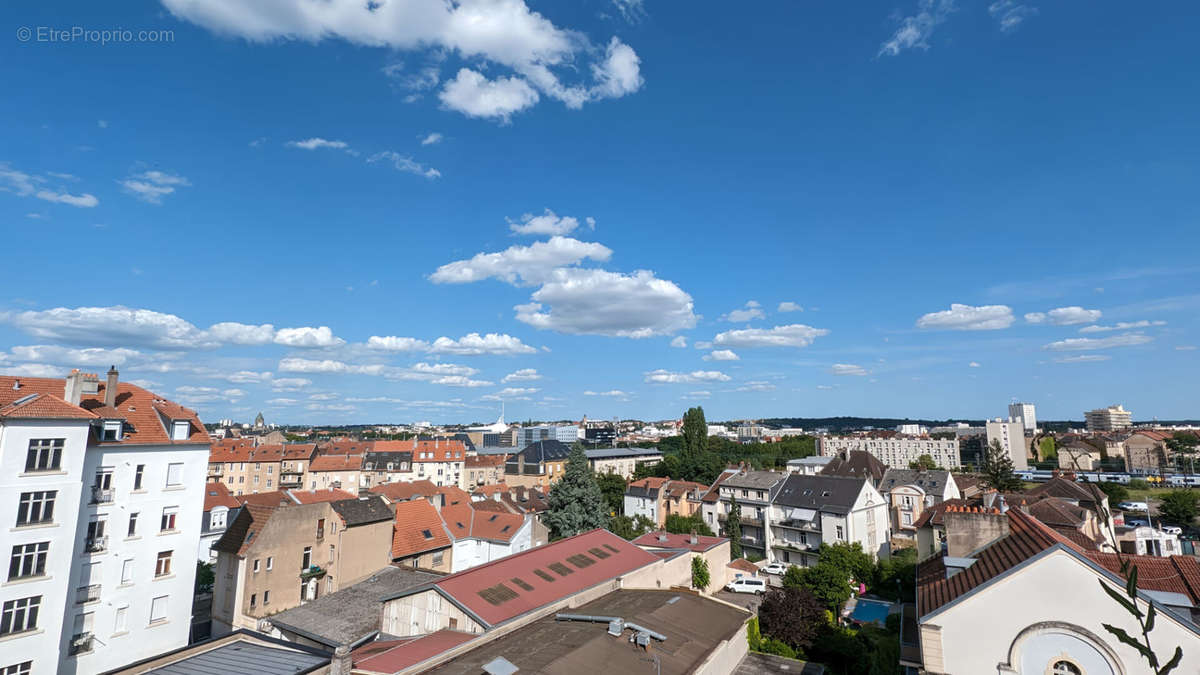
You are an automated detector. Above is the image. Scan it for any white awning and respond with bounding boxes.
[790,508,817,521]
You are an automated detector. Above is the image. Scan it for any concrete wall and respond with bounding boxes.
[395,547,452,573]
[381,589,485,636]
[332,518,394,588]
[694,622,750,675]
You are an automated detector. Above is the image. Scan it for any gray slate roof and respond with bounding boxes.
[330,495,393,526]
[146,640,328,674]
[722,470,788,491]
[878,469,953,494]
[585,447,661,459]
[267,566,441,647]
[772,474,866,514]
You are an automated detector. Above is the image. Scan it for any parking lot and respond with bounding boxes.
[715,589,763,614]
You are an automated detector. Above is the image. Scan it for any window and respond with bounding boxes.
[160,507,178,532]
[171,420,189,441]
[267,465,273,474]
[114,605,128,633]
[2,662,32,675]
[25,438,63,472]
[253,475,259,485]
[253,559,260,573]
[16,491,56,526]
[836,525,844,540]
[8,543,48,580]
[902,513,913,526]
[432,550,444,566]
[266,556,273,571]
[316,518,325,539]
[166,463,183,487]
[121,559,133,584]
[127,512,139,537]
[155,551,173,577]
[149,596,168,624]
[0,597,40,636]
[266,480,273,488]
[85,520,106,551]
[1052,662,1082,675]
[328,544,335,562]
[102,420,123,441]
[249,593,256,608]
[263,590,270,605]
[134,465,145,490]
[301,546,312,570]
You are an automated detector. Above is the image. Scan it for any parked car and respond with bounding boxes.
[1162,525,1183,535]
[761,562,789,576]
[1118,501,1149,512]
[725,577,768,595]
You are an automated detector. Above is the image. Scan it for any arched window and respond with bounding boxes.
[1052,661,1082,675]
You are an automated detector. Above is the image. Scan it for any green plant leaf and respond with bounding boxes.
[1102,624,1153,661]
[1128,565,1140,599]
[1145,603,1156,633]
[1099,579,1141,618]
[1159,645,1183,674]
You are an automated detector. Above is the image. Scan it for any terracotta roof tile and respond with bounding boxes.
[438,504,525,543]
[0,392,99,420]
[309,454,364,472]
[290,488,357,504]
[369,479,440,502]
[203,481,240,511]
[391,499,451,559]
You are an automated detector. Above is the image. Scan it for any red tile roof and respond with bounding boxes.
[290,488,357,504]
[411,441,468,463]
[469,499,515,514]
[727,558,759,574]
[351,630,476,674]
[233,490,295,508]
[203,481,240,511]
[213,503,279,557]
[1084,552,1200,603]
[700,469,739,503]
[632,531,727,553]
[309,454,364,472]
[437,486,470,507]
[320,440,374,455]
[391,499,451,559]
[911,498,971,529]
[429,529,660,627]
[0,375,209,445]
[369,479,440,502]
[465,454,506,468]
[439,504,525,543]
[282,443,317,460]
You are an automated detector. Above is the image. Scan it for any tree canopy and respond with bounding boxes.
[982,439,1023,492]
[1159,490,1199,526]
[544,444,609,539]
[908,454,938,470]
[758,587,826,650]
[726,496,743,559]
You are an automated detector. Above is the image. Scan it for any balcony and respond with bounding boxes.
[69,632,94,655]
[84,535,107,554]
[76,584,101,604]
[207,464,224,477]
[772,541,817,553]
[90,486,114,505]
[300,565,326,580]
[279,473,303,488]
[774,518,821,533]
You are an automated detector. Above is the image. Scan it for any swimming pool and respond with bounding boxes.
[849,599,892,625]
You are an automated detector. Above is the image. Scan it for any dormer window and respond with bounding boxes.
[102,420,124,442]
[171,420,190,441]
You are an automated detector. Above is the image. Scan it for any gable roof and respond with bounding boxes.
[438,504,525,543]
[212,503,279,557]
[772,474,867,514]
[878,469,954,494]
[204,481,240,511]
[1027,497,1088,528]
[700,468,740,503]
[513,439,572,464]
[911,498,971,529]
[390,499,451,559]
[400,529,660,629]
[1025,476,1104,505]
[0,391,99,420]
[820,450,887,484]
[329,496,394,526]
[369,479,440,502]
[351,630,476,674]
[722,470,787,491]
[308,454,364,472]
[289,488,358,504]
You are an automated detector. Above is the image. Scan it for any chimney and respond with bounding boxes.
[64,369,84,406]
[104,366,119,407]
[944,506,1009,558]
[329,645,352,675]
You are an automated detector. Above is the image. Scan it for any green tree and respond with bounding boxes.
[1097,481,1130,504]
[195,561,215,593]
[595,472,627,516]
[681,406,710,480]
[726,496,743,559]
[664,512,715,537]
[691,555,711,592]
[1039,436,1057,461]
[818,542,874,588]
[784,561,855,610]
[982,439,1023,492]
[1159,490,1198,526]
[908,454,938,470]
[544,444,609,539]
[758,587,827,650]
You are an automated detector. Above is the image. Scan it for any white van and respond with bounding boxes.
[725,577,767,595]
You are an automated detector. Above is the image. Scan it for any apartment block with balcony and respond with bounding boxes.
[210,496,394,635]
[819,435,962,470]
[0,368,210,675]
[769,474,890,567]
[710,470,788,560]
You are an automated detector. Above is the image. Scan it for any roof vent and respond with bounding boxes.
[657,533,668,542]
[11,379,20,390]
[607,618,624,636]
[482,657,519,675]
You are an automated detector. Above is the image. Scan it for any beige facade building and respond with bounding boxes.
[210,496,394,634]
[1085,404,1133,432]
[463,454,506,488]
[1120,431,1172,472]
[207,443,317,495]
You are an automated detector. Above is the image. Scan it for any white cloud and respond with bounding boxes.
[433,375,493,387]
[816,384,835,390]
[968,361,981,368]
[7,345,142,366]
[1024,306,1102,326]
[366,336,430,352]
[1042,333,1153,352]
[611,0,645,22]
[0,162,99,208]
[1176,346,1197,351]
[278,358,356,374]
[223,370,273,384]
[590,37,643,99]
[439,69,540,122]
[643,369,730,384]
[703,349,739,362]
[916,304,1014,331]
[777,301,803,313]
[721,301,766,323]
[988,0,1038,33]
[271,378,311,391]
[273,326,345,348]
[286,138,348,150]
[431,236,612,286]
[681,391,711,399]
[1079,320,1165,334]
[670,336,688,348]
[430,332,537,355]
[206,322,277,345]
[3,306,212,349]
[502,368,541,382]
[830,363,869,376]
[410,362,479,377]
[508,208,585,236]
[735,381,776,392]
[1055,354,1112,363]
[367,151,441,179]
[420,132,443,146]
[713,324,829,349]
[266,397,300,405]
[481,387,539,401]
[584,389,629,397]
[879,0,955,57]
[515,268,697,338]
[694,341,712,350]
[119,170,190,204]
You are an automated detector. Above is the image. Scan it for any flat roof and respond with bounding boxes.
[427,589,749,675]
[632,531,727,553]
[585,447,661,459]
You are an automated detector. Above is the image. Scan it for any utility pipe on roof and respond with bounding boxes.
[554,614,666,641]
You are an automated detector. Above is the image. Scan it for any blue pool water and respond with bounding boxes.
[850,599,891,625]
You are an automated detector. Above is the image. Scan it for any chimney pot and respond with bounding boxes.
[104,366,119,408]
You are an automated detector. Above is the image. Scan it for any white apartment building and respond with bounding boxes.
[818,436,961,469]
[412,440,467,488]
[769,474,890,565]
[986,418,1030,470]
[1085,404,1133,432]
[1007,402,1037,434]
[0,369,210,675]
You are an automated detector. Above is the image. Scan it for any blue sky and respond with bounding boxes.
[2,0,1198,425]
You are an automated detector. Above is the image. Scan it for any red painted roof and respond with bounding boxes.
[203,481,240,511]
[352,630,476,674]
[632,531,727,553]
[391,499,451,559]
[439,504,525,543]
[431,529,660,627]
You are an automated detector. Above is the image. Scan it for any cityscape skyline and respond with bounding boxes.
[3,1,1198,424]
